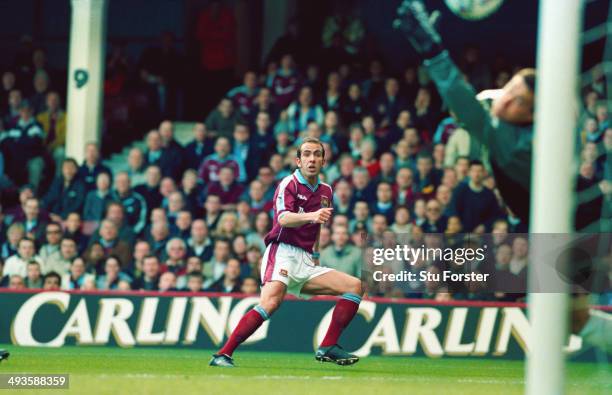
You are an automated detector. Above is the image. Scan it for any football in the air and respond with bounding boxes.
[444,0,505,20]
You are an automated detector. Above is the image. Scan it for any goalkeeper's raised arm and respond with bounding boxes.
[394,0,535,223]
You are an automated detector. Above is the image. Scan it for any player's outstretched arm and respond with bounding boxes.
[279,208,333,228]
[394,0,490,145]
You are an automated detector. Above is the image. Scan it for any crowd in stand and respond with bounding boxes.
[0,35,609,300]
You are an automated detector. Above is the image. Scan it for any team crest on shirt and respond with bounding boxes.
[320,196,330,208]
[279,269,288,277]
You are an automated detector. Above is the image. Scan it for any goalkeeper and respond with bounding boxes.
[395,0,611,353]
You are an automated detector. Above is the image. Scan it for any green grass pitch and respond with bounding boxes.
[0,345,609,395]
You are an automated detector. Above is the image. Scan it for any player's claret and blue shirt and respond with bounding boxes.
[264,169,333,253]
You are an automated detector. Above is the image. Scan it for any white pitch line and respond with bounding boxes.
[76,373,525,385]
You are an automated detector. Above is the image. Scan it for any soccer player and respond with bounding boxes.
[395,0,612,354]
[210,137,364,367]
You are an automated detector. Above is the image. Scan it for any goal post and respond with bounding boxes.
[526,0,584,394]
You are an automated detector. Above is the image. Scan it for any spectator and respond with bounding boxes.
[232,123,262,183]
[252,112,275,156]
[227,71,259,116]
[158,271,177,292]
[62,257,94,290]
[351,167,375,204]
[268,54,300,109]
[172,210,192,240]
[245,211,271,253]
[45,237,78,276]
[134,165,163,215]
[213,211,240,240]
[4,238,42,278]
[42,271,62,290]
[449,160,503,232]
[180,169,204,216]
[30,70,51,114]
[187,219,213,263]
[177,256,204,289]
[125,147,147,187]
[372,78,407,127]
[163,237,187,276]
[132,254,161,291]
[390,206,412,233]
[2,223,25,260]
[24,260,43,288]
[349,200,372,234]
[77,143,111,192]
[507,236,528,291]
[96,220,132,268]
[361,59,385,100]
[96,255,132,290]
[2,89,22,128]
[36,91,66,167]
[44,158,86,220]
[127,239,151,278]
[0,99,45,188]
[144,130,178,180]
[198,136,240,183]
[204,166,244,212]
[393,167,417,208]
[454,156,470,183]
[158,120,184,180]
[422,199,447,233]
[207,258,242,293]
[342,83,367,126]
[100,202,135,245]
[3,238,43,278]
[412,87,437,133]
[0,71,16,111]
[203,238,231,288]
[256,166,278,202]
[18,197,48,244]
[83,241,105,273]
[249,87,279,126]
[320,71,343,113]
[414,152,442,196]
[332,179,353,218]
[166,191,186,223]
[147,220,170,258]
[286,86,324,138]
[38,222,62,272]
[321,225,361,277]
[184,123,214,171]
[7,274,25,289]
[240,276,259,294]
[83,171,113,221]
[63,212,89,255]
[205,98,243,139]
[111,172,148,235]
[373,152,396,186]
[184,271,204,292]
[370,182,395,225]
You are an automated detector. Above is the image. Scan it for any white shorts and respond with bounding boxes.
[261,242,334,297]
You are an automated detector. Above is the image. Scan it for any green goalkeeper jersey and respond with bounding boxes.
[424,51,533,222]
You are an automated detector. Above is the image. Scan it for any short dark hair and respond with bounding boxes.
[297,137,325,159]
[517,68,536,94]
[44,271,61,284]
[63,157,78,168]
[469,159,484,168]
[17,238,35,248]
[142,254,160,263]
[188,271,203,280]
